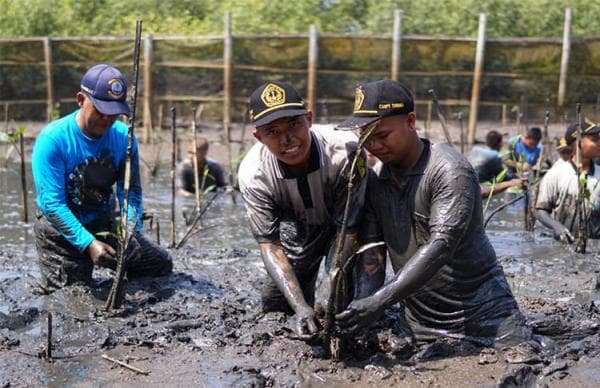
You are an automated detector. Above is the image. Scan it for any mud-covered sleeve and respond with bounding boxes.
[32,135,95,251]
[535,169,557,212]
[427,164,477,249]
[175,161,187,190]
[116,134,143,232]
[333,145,368,231]
[240,182,280,243]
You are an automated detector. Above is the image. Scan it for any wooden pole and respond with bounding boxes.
[425,100,432,139]
[501,104,507,127]
[142,34,153,143]
[467,13,487,145]
[391,10,403,81]
[170,107,177,248]
[43,38,54,122]
[557,7,572,108]
[19,131,28,223]
[223,11,232,143]
[307,24,318,117]
[46,312,52,360]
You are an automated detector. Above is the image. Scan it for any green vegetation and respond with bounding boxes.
[1,0,599,38]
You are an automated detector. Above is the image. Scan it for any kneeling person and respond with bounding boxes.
[335,80,530,347]
[238,81,367,339]
[32,64,173,293]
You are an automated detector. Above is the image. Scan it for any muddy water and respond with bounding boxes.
[2,153,600,386]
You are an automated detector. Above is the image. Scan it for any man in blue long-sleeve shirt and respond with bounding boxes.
[32,64,172,293]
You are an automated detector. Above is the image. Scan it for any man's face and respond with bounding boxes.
[76,92,119,138]
[253,112,312,168]
[522,135,539,149]
[359,113,416,165]
[580,133,600,159]
[188,147,208,164]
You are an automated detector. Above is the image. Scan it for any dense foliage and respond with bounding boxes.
[0,0,599,38]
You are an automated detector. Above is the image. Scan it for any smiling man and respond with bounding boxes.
[32,64,172,293]
[238,81,367,339]
[334,79,531,348]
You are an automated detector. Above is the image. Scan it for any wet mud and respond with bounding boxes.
[3,135,600,387]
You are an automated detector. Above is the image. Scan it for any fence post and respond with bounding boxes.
[43,38,54,122]
[391,10,403,81]
[467,13,487,145]
[558,7,572,108]
[307,24,318,118]
[223,11,232,143]
[143,34,153,143]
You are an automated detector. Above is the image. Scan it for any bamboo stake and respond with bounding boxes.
[106,20,143,311]
[101,354,149,375]
[574,103,587,253]
[191,106,201,212]
[458,111,465,155]
[46,312,52,360]
[19,131,28,223]
[428,89,453,145]
[170,107,177,248]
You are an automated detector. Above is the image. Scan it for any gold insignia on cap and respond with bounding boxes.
[558,137,567,147]
[354,88,365,113]
[261,83,286,107]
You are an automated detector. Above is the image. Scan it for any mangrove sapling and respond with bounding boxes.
[170,107,177,248]
[529,110,551,232]
[428,89,453,146]
[322,122,375,360]
[105,20,143,311]
[192,105,202,215]
[0,127,29,222]
[482,169,508,214]
[175,184,219,249]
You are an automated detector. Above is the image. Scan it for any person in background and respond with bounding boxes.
[177,137,228,196]
[501,127,542,173]
[238,81,367,340]
[467,130,526,198]
[32,64,172,293]
[536,120,600,243]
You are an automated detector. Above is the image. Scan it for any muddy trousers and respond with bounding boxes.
[34,215,173,293]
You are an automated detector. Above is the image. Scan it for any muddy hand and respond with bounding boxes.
[86,239,116,266]
[335,296,382,335]
[294,306,320,340]
[553,226,574,244]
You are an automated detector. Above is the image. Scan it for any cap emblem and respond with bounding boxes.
[261,83,286,107]
[354,88,365,112]
[108,78,124,99]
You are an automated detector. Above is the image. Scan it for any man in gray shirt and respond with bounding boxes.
[238,81,367,339]
[335,80,530,347]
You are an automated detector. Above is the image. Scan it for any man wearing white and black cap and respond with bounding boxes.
[238,80,368,339]
[536,119,600,243]
[32,64,172,293]
[334,79,531,348]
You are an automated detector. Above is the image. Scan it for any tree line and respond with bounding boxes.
[1,0,598,38]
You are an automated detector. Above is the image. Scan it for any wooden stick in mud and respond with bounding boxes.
[458,111,465,155]
[323,125,375,360]
[46,312,52,360]
[19,131,28,223]
[106,20,143,311]
[574,103,588,253]
[428,89,453,145]
[529,110,550,232]
[101,354,149,375]
[191,106,201,212]
[170,107,177,248]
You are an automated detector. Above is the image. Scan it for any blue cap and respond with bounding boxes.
[80,64,130,116]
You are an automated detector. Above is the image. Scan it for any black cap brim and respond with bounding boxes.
[84,92,130,116]
[335,115,381,131]
[253,108,307,127]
